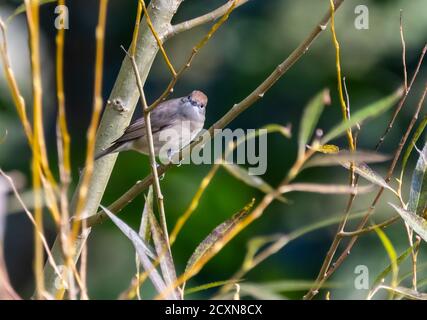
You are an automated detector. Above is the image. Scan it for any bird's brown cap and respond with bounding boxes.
[190,90,208,107]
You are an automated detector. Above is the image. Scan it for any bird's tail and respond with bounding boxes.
[95,142,125,161]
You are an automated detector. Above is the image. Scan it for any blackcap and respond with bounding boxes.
[95,90,208,162]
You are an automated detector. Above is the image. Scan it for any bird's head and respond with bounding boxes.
[181,90,208,119]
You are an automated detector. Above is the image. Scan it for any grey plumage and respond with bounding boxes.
[95,90,208,161]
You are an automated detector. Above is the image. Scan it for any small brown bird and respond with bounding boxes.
[95,90,208,162]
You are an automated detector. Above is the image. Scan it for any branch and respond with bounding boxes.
[42,0,184,295]
[164,0,250,41]
[124,46,171,247]
[84,0,346,228]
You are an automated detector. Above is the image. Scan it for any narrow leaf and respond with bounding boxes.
[279,183,372,195]
[244,280,339,292]
[186,199,255,272]
[7,0,57,24]
[138,187,153,242]
[374,227,398,288]
[389,203,427,242]
[298,89,330,157]
[185,279,241,295]
[146,204,179,299]
[263,124,292,139]
[242,234,283,270]
[408,141,427,216]
[304,150,390,169]
[322,88,403,144]
[101,205,178,299]
[400,115,427,182]
[135,187,153,300]
[102,205,155,259]
[341,162,394,192]
[239,283,285,300]
[373,245,417,288]
[223,163,287,203]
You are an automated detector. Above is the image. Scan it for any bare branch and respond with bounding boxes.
[164,0,250,41]
[123,45,171,248]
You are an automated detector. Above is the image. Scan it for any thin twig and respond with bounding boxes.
[55,0,76,300]
[400,10,408,92]
[0,19,33,143]
[138,0,176,76]
[71,0,109,238]
[329,0,354,151]
[339,215,400,237]
[25,0,46,299]
[123,46,171,248]
[130,0,143,57]
[376,44,427,150]
[1,16,61,228]
[0,169,64,290]
[164,0,249,40]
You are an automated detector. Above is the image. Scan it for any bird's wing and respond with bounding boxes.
[114,98,181,144]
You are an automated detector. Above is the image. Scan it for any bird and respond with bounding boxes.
[95,90,208,162]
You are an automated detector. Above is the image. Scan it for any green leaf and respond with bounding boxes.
[185,279,241,295]
[373,245,415,288]
[262,124,292,139]
[222,163,287,203]
[389,203,427,242]
[321,88,403,144]
[185,199,255,273]
[242,234,283,271]
[374,227,398,288]
[244,280,339,292]
[298,89,330,157]
[408,141,427,216]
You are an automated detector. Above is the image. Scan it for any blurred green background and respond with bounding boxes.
[1,0,427,299]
